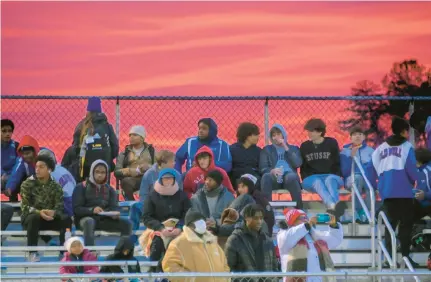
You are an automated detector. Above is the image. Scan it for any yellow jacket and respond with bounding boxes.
[162,226,231,282]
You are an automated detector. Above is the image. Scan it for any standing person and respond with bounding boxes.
[61,145,80,182]
[1,119,19,189]
[414,148,431,219]
[190,170,235,230]
[4,135,40,202]
[115,125,155,201]
[340,127,377,223]
[175,118,232,173]
[300,119,346,218]
[72,97,119,180]
[162,209,230,282]
[230,122,261,186]
[60,237,99,275]
[237,174,275,236]
[225,204,279,278]
[183,146,234,198]
[260,124,303,207]
[39,149,76,218]
[72,160,132,246]
[21,155,71,262]
[372,117,421,266]
[277,209,343,282]
[100,236,141,277]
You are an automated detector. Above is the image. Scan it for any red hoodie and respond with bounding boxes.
[183,146,234,198]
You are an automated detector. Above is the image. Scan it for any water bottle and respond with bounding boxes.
[65,228,72,242]
[316,213,331,223]
[276,166,284,184]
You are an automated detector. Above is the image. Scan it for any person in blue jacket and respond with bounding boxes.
[426,116,431,150]
[175,118,232,173]
[413,148,431,220]
[372,117,421,267]
[1,119,19,189]
[340,126,377,223]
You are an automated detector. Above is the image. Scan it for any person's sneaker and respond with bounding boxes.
[406,256,420,268]
[334,201,348,221]
[28,252,40,262]
[356,209,369,224]
[383,260,400,268]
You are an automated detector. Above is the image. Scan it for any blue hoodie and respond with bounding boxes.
[340,141,377,189]
[372,135,421,200]
[1,140,19,176]
[417,162,431,207]
[259,124,302,175]
[39,148,76,217]
[426,116,431,150]
[175,118,232,173]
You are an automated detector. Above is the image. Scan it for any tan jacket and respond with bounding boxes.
[162,227,231,282]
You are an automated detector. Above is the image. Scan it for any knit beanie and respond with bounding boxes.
[87,97,102,113]
[129,125,146,139]
[284,208,307,227]
[239,174,257,193]
[36,154,56,172]
[206,169,223,186]
[185,209,206,226]
[64,236,84,253]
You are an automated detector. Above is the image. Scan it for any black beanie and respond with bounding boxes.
[185,209,205,226]
[36,155,56,172]
[391,116,409,136]
[206,169,223,186]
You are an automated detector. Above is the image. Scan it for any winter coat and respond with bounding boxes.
[162,226,230,282]
[114,143,155,179]
[100,237,141,275]
[229,142,261,183]
[190,186,235,224]
[139,164,183,201]
[1,139,19,176]
[175,118,232,173]
[59,249,99,274]
[183,146,234,198]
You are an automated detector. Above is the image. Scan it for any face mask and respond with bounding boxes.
[194,219,207,234]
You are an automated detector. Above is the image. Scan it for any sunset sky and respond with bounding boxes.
[2,1,431,97]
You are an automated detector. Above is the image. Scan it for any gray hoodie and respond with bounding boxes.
[139,164,183,201]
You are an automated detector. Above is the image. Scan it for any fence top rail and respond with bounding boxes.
[2,271,431,279]
[2,95,431,101]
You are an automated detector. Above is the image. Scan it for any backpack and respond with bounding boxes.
[80,127,112,178]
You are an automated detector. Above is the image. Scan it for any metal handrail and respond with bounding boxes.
[0,246,139,252]
[350,156,376,271]
[401,256,420,282]
[1,261,157,268]
[377,211,398,282]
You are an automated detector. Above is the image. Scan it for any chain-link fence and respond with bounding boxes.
[1,271,431,282]
[1,95,430,164]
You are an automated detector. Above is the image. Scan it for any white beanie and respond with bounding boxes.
[240,174,258,185]
[64,236,85,253]
[129,125,146,139]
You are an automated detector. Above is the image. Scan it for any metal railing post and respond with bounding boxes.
[264,97,269,146]
[351,160,356,236]
[409,101,416,147]
[377,211,398,282]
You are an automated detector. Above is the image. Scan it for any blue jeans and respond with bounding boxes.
[302,174,343,208]
[345,174,373,213]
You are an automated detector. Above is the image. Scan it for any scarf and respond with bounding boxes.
[204,185,223,198]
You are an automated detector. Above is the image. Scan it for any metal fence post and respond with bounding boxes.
[409,101,415,147]
[115,96,121,193]
[264,97,269,146]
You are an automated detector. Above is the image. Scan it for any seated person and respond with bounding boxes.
[340,127,377,223]
[142,168,190,266]
[191,170,235,232]
[183,146,234,198]
[277,209,343,282]
[260,124,303,208]
[175,118,232,173]
[237,174,275,236]
[100,236,141,279]
[1,204,14,231]
[225,204,279,274]
[21,155,71,262]
[39,149,76,218]
[115,125,155,201]
[229,122,261,186]
[60,236,99,275]
[5,135,40,202]
[300,118,346,218]
[162,209,230,282]
[72,159,132,246]
[1,119,19,189]
[414,148,431,220]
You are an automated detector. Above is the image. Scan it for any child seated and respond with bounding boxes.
[139,218,180,258]
[60,237,99,276]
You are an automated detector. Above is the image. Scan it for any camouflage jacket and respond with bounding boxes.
[20,175,65,220]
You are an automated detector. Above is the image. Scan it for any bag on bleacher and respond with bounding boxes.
[411,224,430,252]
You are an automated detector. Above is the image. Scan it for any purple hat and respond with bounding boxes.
[87,97,102,113]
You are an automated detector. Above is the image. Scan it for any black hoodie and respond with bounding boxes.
[100,237,141,275]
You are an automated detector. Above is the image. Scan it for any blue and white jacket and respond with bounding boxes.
[417,162,431,207]
[1,140,19,176]
[426,116,431,151]
[340,141,377,189]
[175,118,232,173]
[372,135,421,200]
